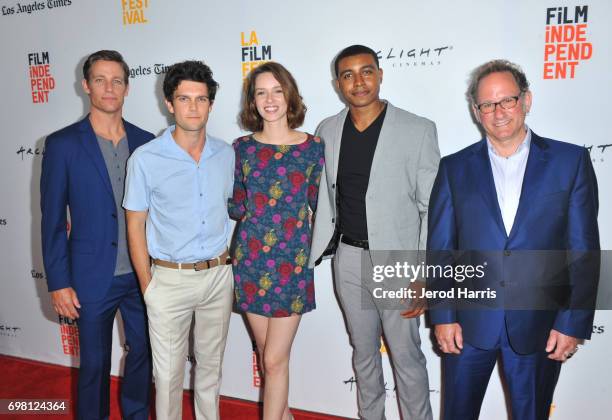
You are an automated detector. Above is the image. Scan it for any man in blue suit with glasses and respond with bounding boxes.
[428,59,599,420]
[41,50,153,419]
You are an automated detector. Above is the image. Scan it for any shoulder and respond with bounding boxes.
[130,134,165,161]
[316,108,348,133]
[124,119,155,143]
[45,119,82,148]
[534,133,586,156]
[232,134,252,147]
[441,140,483,168]
[387,103,436,132]
[207,135,234,161]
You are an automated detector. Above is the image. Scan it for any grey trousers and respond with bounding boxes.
[333,242,433,420]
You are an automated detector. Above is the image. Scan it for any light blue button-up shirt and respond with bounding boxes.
[487,127,532,236]
[123,126,234,262]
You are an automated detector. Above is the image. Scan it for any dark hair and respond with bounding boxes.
[467,59,530,104]
[83,50,130,84]
[239,62,306,132]
[334,44,380,78]
[163,60,219,102]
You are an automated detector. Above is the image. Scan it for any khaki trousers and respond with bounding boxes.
[144,263,233,420]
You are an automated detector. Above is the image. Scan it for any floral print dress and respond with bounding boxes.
[229,134,324,317]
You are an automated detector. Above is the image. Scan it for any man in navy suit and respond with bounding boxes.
[41,50,153,419]
[428,59,599,420]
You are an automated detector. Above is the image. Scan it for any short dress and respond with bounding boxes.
[229,134,324,317]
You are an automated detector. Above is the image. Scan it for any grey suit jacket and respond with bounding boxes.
[308,101,440,268]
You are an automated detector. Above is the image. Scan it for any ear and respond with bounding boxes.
[334,79,340,91]
[472,104,481,124]
[378,67,383,84]
[81,79,91,95]
[522,90,532,114]
[165,99,175,115]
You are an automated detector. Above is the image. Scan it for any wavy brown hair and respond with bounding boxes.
[239,62,306,132]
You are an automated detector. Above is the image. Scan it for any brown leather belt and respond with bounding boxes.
[153,250,231,271]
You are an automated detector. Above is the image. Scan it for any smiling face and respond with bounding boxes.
[82,60,129,116]
[473,71,532,147]
[165,80,212,134]
[253,72,288,125]
[335,53,383,110]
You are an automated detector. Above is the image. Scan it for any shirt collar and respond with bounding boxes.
[486,125,531,158]
[161,125,217,161]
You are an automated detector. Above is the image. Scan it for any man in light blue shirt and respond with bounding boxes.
[124,60,234,420]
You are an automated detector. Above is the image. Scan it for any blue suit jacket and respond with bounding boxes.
[427,132,599,354]
[41,116,154,303]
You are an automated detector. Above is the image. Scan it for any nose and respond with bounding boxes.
[353,72,364,87]
[104,80,113,92]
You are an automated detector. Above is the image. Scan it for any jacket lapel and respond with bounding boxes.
[331,108,349,183]
[123,119,139,153]
[77,116,113,197]
[507,133,549,240]
[473,139,507,238]
[367,100,393,188]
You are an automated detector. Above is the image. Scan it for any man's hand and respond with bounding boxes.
[50,287,81,320]
[546,329,580,362]
[435,323,463,354]
[401,282,427,318]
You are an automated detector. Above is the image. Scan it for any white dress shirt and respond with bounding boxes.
[487,128,531,236]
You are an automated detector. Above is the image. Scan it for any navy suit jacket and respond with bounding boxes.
[41,116,154,303]
[427,132,599,354]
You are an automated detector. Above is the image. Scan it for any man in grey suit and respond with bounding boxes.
[308,45,439,420]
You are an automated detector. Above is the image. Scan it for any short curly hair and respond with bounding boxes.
[467,59,530,104]
[239,62,306,132]
[163,60,219,102]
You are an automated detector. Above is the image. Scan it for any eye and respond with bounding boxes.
[342,73,352,80]
[363,69,373,75]
[112,79,124,86]
[177,96,188,103]
[480,102,494,112]
[197,96,209,103]
[255,91,265,96]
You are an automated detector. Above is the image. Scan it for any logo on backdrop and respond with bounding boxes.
[0,323,21,338]
[251,340,262,387]
[122,0,149,25]
[58,315,79,356]
[16,145,45,160]
[543,5,592,79]
[28,52,55,104]
[240,30,272,79]
[376,45,453,69]
[592,324,605,334]
[585,142,611,165]
[0,218,6,226]
[128,63,170,79]
[1,1,72,17]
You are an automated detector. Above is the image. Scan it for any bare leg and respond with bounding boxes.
[246,313,301,420]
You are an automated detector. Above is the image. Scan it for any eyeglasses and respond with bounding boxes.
[475,94,522,114]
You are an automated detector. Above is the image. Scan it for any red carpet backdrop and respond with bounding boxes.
[1,1,610,419]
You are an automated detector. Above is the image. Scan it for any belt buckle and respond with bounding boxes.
[193,261,208,271]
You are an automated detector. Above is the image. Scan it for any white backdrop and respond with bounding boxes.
[1,1,610,419]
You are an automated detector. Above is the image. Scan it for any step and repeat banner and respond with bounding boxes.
[1,1,611,419]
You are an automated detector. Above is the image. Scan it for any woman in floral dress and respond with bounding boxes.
[229,62,324,420]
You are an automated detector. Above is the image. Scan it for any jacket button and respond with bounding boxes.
[111,214,117,219]
[111,242,117,247]
[332,218,335,223]
[332,184,335,189]
[504,250,511,256]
